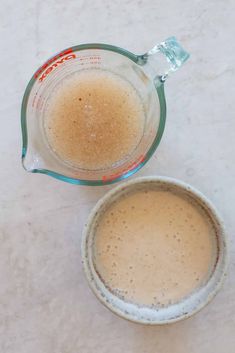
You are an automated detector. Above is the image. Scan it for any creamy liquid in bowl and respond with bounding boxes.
[94,188,218,307]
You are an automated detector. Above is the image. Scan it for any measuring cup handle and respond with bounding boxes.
[139,37,190,82]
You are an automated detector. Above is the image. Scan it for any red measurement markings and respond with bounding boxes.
[102,154,146,183]
[78,56,101,61]
[78,55,101,65]
[34,48,76,82]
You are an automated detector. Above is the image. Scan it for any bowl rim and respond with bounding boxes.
[81,176,228,324]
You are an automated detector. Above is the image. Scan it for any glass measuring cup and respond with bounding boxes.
[21,37,189,185]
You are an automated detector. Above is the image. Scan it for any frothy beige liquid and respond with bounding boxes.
[94,189,217,307]
[44,70,145,170]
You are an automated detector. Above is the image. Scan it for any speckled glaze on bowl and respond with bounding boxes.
[81,177,228,325]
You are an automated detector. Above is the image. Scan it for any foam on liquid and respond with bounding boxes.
[94,189,217,307]
[44,69,145,170]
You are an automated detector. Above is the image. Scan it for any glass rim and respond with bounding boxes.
[21,43,166,186]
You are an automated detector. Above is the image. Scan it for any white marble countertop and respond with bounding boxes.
[1,0,235,352]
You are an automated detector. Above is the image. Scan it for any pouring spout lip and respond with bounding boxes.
[19,165,145,186]
[21,154,36,173]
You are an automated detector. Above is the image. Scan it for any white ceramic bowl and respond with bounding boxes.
[81,177,228,324]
